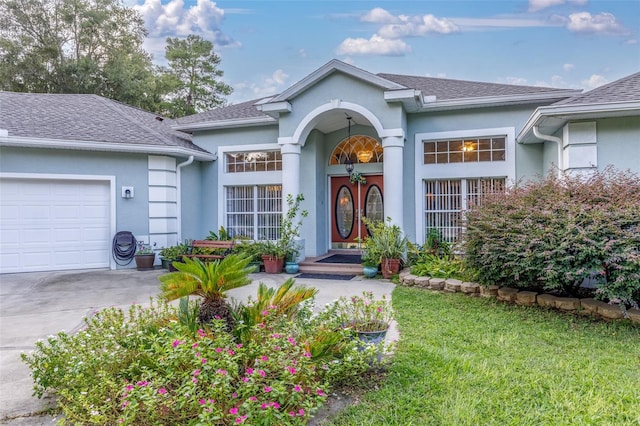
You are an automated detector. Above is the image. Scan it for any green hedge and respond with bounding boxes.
[463,168,640,308]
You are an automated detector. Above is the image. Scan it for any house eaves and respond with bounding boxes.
[518,100,640,143]
[268,59,406,104]
[415,90,582,113]
[172,116,278,132]
[0,135,217,161]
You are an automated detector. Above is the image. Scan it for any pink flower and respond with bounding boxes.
[257,323,265,328]
[122,401,129,408]
[232,392,238,399]
[193,369,201,376]
[217,369,227,376]
[197,329,206,337]
[246,367,254,375]
[192,377,198,384]
[201,358,207,364]
[287,366,296,375]
[192,343,199,349]
[228,349,235,355]
[229,407,238,415]
[215,347,223,353]
[125,385,133,391]
[317,389,325,396]
[287,336,296,345]
[248,396,258,402]
[270,333,281,339]
[198,399,206,405]
[172,339,182,348]
[236,343,243,348]
[271,402,280,409]
[136,381,148,387]
[258,370,266,377]
[235,416,247,424]
[242,377,250,383]
[294,385,302,393]
[298,408,305,416]
[261,310,270,316]
[303,351,312,358]
[260,356,268,362]
[158,388,167,395]
[289,411,296,417]
[260,403,268,410]
[264,386,272,393]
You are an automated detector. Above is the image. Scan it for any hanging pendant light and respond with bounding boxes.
[344,115,354,175]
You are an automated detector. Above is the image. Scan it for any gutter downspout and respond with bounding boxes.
[176,156,194,242]
[533,126,563,176]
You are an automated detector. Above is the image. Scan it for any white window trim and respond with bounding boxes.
[217,143,282,231]
[413,127,515,245]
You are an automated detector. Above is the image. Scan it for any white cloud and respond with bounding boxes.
[528,0,565,12]
[625,39,638,45]
[297,48,307,58]
[582,74,608,89]
[361,7,399,24]
[563,63,574,72]
[506,76,529,85]
[336,35,412,56]
[425,72,448,78]
[377,14,459,38]
[565,12,628,35]
[134,0,239,62]
[450,16,552,29]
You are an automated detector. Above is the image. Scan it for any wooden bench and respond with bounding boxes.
[183,240,235,261]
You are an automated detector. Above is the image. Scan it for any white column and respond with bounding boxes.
[279,139,301,215]
[382,134,405,230]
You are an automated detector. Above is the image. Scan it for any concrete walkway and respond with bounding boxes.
[0,268,396,425]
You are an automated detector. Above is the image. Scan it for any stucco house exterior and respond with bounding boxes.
[1,60,638,273]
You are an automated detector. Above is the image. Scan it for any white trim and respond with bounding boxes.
[216,143,282,228]
[292,101,386,146]
[0,135,216,161]
[413,127,516,244]
[171,116,277,132]
[419,90,580,112]
[270,59,405,103]
[518,100,640,143]
[0,172,117,270]
[256,101,292,118]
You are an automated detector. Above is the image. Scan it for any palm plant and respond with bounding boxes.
[158,255,253,331]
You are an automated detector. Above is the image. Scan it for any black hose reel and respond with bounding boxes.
[112,231,137,266]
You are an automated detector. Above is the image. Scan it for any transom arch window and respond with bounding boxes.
[329,135,383,165]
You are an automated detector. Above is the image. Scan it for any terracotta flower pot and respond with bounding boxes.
[135,254,155,271]
[261,255,284,274]
[381,258,401,279]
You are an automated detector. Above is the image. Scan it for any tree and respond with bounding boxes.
[163,34,232,117]
[0,0,162,110]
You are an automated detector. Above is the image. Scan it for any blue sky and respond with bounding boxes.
[131,0,640,104]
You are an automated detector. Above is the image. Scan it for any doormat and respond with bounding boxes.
[316,254,362,264]
[296,273,355,280]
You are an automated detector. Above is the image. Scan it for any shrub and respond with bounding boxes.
[463,168,640,307]
[410,254,474,281]
[22,294,378,424]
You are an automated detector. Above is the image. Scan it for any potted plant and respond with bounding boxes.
[159,243,190,271]
[259,193,308,274]
[134,242,156,271]
[234,241,263,273]
[361,247,379,278]
[333,291,393,344]
[362,217,408,279]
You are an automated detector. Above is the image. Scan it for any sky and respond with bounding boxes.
[130,0,640,104]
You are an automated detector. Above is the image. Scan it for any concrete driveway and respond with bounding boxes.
[0,268,395,425]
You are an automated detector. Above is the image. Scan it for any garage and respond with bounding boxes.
[0,176,113,273]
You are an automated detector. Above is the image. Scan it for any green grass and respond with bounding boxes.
[326,287,640,426]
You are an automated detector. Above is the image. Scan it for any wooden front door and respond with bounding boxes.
[331,175,383,248]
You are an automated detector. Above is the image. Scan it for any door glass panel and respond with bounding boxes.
[364,185,383,234]
[335,186,354,239]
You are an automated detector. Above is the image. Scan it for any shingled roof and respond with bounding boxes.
[555,72,640,105]
[174,97,275,126]
[378,73,570,100]
[0,91,208,154]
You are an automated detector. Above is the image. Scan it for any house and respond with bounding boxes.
[1,61,638,273]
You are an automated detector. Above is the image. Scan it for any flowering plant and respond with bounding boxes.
[349,171,367,185]
[136,242,155,255]
[333,291,393,332]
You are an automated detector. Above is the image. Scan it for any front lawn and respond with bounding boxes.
[327,287,640,425]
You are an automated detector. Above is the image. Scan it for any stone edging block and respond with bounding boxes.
[480,285,499,298]
[444,278,462,293]
[428,278,445,290]
[497,287,518,302]
[460,282,480,294]
[515,291,537,306]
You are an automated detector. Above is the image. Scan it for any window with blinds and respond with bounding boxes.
[423,178,505,242]
[226,185,282,239]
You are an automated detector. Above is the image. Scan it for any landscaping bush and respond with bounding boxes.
[22,294,379,425]
[463,167,640,307]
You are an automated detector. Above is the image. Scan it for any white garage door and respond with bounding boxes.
[0,178,112,273]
